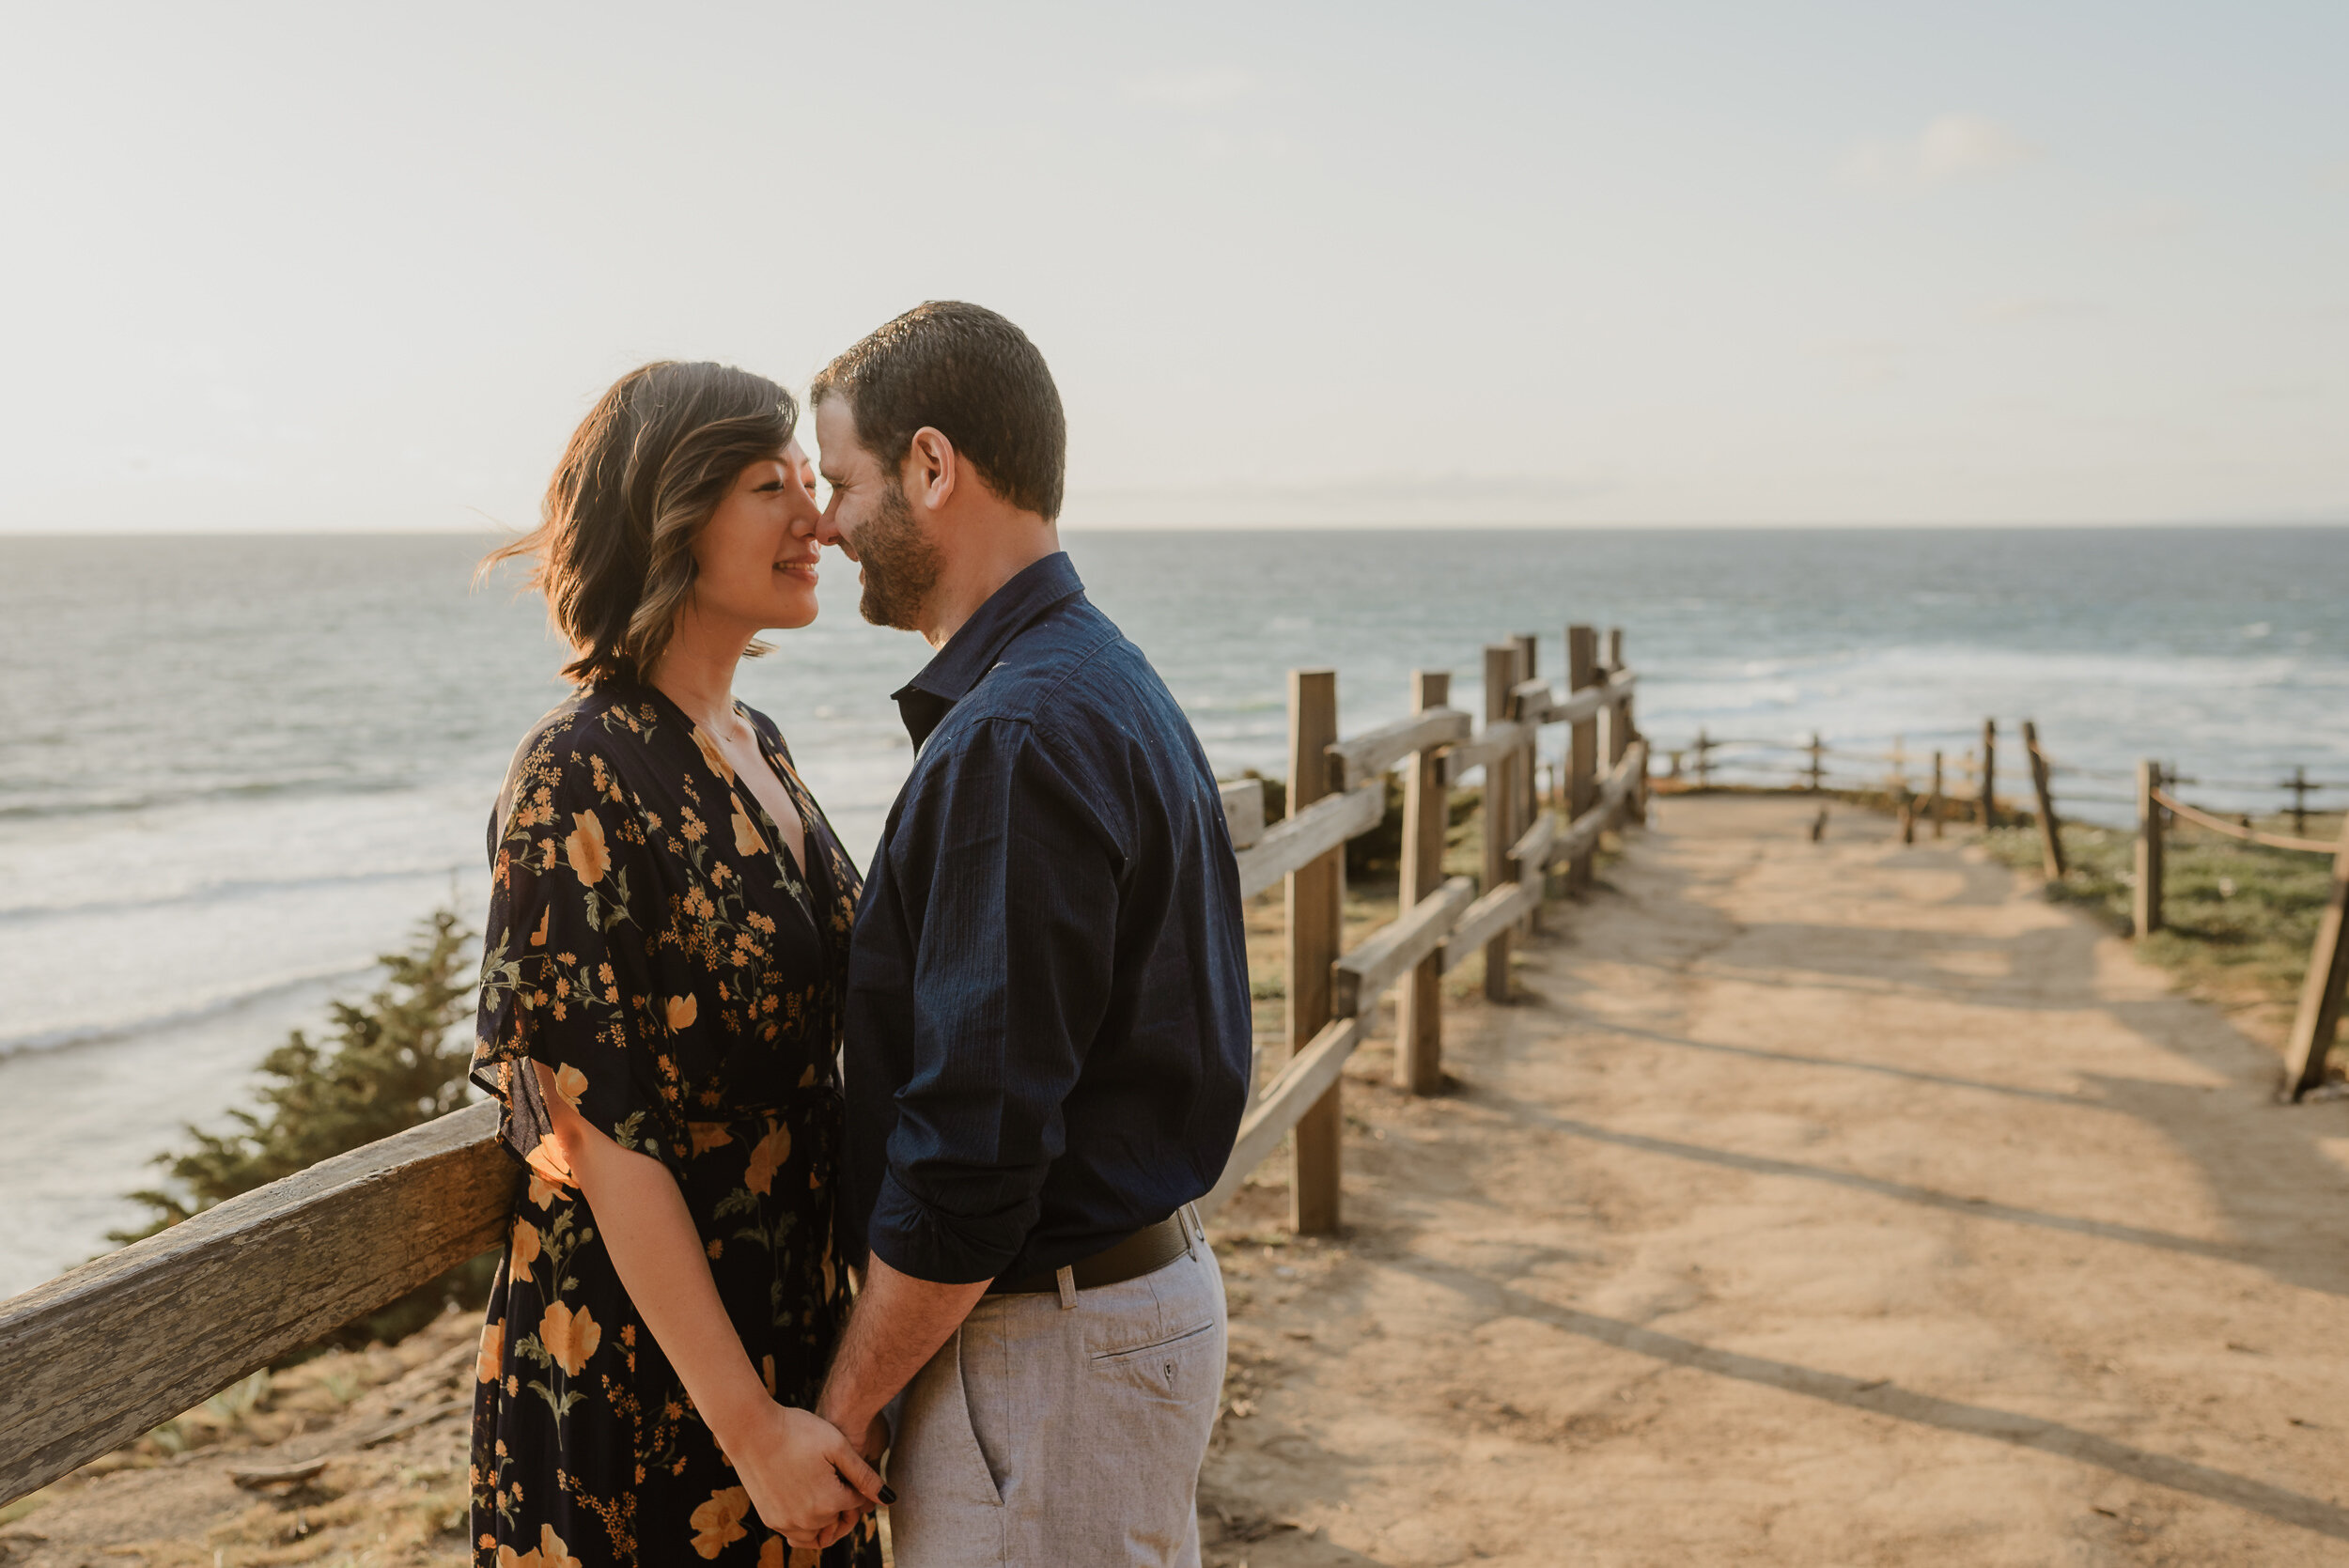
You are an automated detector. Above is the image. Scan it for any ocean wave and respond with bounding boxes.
[0,960,388,1060]
[0,771,448,824]
[0,861,474,924]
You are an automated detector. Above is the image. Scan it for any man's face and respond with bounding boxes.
[816,397,941,632]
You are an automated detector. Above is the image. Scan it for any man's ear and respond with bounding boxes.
[906,427,957,513]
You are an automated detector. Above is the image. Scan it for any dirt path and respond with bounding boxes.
[1203,795,2349,1567]
[17,797,2349,1566]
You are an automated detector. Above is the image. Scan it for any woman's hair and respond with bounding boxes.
[484,361,798,686]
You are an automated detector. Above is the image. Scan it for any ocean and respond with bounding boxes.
[2,526,2344,1298]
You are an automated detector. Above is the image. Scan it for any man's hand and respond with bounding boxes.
[816,1255,992,1459]
[720,1403,883,1553]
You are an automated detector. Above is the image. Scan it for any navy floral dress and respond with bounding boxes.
[467,681,879,1568]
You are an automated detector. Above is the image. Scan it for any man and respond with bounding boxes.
[808,301,1253,1566]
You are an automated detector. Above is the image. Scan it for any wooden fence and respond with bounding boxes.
[1658,721,2349,1106]
[0,625,1646,1508]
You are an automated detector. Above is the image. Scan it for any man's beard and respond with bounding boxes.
[852,476,942,631]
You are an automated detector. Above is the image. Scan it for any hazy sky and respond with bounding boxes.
[3,2,2342,532]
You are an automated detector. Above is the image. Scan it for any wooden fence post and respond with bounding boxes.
[1979,720,1998,829]
[2281,814,2349,1099]
[1930,751,1945,840]
[1806,733,1825,792]
[2023,721,2067,879]
[1395,670,1451,1094]
[1481,644,1518,1002]
[1607,627,1641,823]
[1286,669,1343,1233]
[2291,767,2310,838]
[2134,759,2165,939]
[1695,727,1711,788]
[1566,625,1598,890]
[1512,633,1541,936]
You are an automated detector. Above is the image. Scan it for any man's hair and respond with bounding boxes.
[811,301,1066,520]
[482,361,796,685]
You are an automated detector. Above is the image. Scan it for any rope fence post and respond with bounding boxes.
[1481,644,1518,1002]
[1285,668,1343,1234]
[1980,720,1998,830]
[1807,733,1825,793]
[2291,767,2310,839]
[2281,814,2349,1099]
[1610,629,1644,824]
[1930,751,1944,840]
[1695,727,1712,788]
[1566,625,1598,891]
[2023,720,2066,879]
[2135,759,2165,939]
[1394,670,1451,1095]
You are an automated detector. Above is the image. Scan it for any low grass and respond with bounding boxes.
[1983,814,2341,1020]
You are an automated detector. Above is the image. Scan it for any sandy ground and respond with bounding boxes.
[1200,795,2349,1566]
[14,794,2349,1566]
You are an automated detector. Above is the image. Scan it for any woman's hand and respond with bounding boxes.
[721,1402,885,1553]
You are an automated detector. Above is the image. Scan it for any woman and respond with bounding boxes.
[469,362,882,1567]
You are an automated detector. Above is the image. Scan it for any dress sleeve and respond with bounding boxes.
[472,734,686,1187]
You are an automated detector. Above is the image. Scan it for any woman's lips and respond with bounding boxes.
[774,561,819,582]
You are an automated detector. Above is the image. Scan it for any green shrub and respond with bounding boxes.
[117,907,495,1346]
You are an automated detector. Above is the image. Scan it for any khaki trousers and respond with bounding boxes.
[887,1219,1225,1566]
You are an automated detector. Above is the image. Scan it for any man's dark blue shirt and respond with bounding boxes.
[840,551,1253,1284]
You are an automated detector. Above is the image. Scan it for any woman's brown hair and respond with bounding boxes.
[485,361,798,686]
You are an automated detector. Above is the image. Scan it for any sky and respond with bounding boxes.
[0,1,2342,532]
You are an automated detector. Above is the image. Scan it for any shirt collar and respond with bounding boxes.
[892,551,1087,750]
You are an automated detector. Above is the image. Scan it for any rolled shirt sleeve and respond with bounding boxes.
[863,718,1125,1283]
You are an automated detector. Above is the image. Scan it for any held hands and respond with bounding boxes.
[725,1404,885,1554]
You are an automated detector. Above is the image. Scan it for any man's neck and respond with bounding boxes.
[921,524,1061,650]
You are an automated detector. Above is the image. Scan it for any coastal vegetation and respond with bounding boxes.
[1986,815,2341,1032]
[116,908,491,1346]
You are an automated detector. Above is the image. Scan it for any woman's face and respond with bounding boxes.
[688,439,825,634]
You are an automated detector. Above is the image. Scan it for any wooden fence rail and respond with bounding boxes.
[0,624,1649,1508]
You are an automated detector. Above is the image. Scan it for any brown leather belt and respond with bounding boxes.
[987,1209,1194,1296]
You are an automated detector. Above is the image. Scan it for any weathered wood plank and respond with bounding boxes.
[1509,677,1558,726]
[1481,644,1523,1001]
[1285,669,1345,1235]
[1444,881,1541,974]
[2282,815,2349,1100]
[1220,777,1267,849]
[1395,671,1452,1095]
[0,1100,516,1505]
[1509,813,1557,879]
[1234,781,1384,900]
[1332,876,1476,1019]
[1544,740,1648,870]
[1444,719,1532,779]
[1198,1017,1364,1220]
[1325,707,1471,790]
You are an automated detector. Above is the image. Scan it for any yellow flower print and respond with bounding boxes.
[680,808,708,844]
[475,1319,503,1383]
[692,727,735,784]
[690,1487,751,1559]
[510,1218,542,1271]
[666,994,697,1032]
[564,810,611,884]
[527,1171,558,1208]
[744,1125,791,1195]
[539,1301,600,1375]
[550,1063,589,1108]
[688,1122,734,1157]
[530,907,550,948]
[732,800,768,857]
